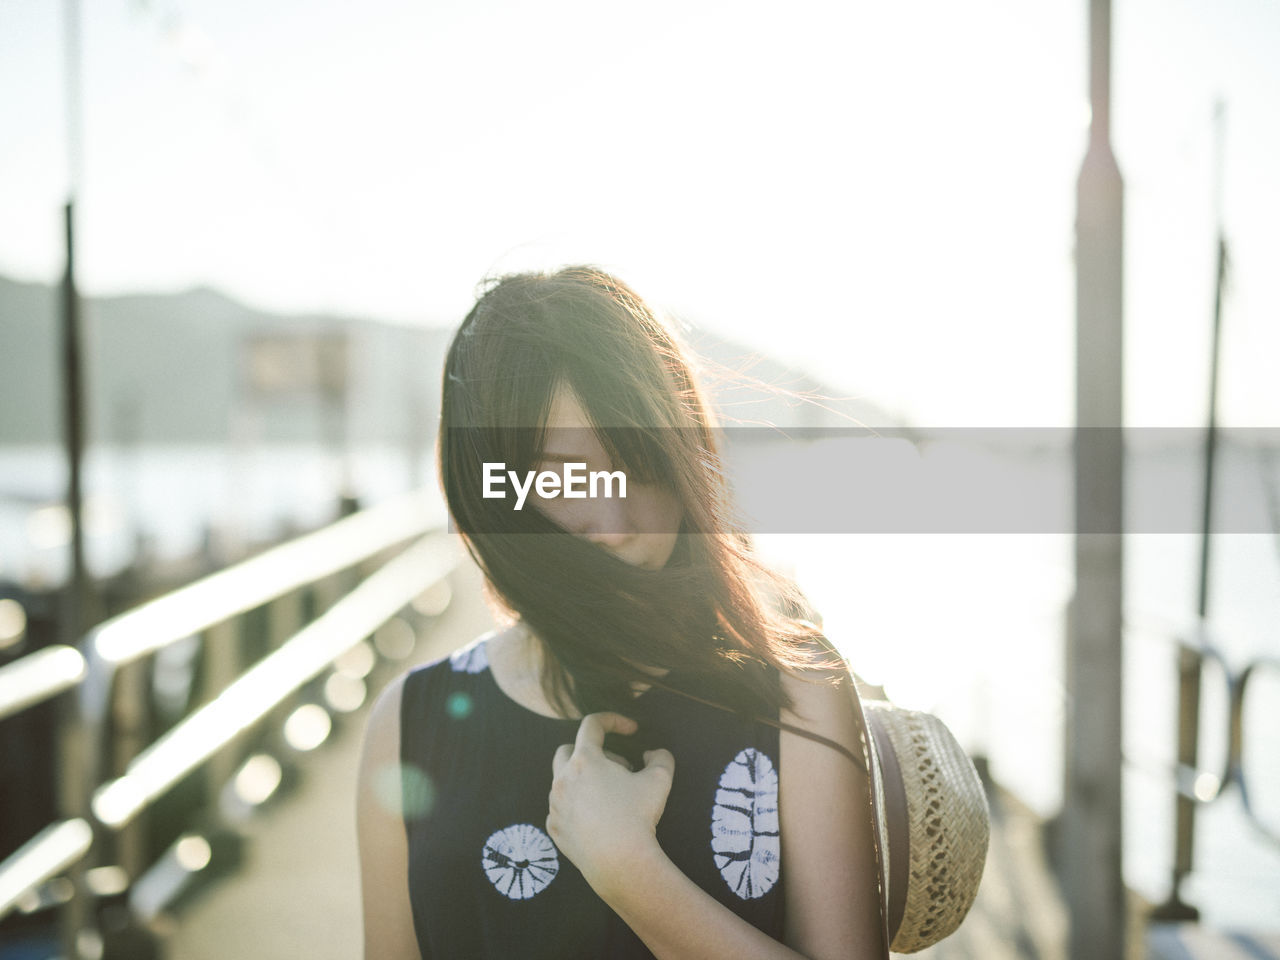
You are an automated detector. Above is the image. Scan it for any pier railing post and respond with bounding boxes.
[1150,642,1203,921]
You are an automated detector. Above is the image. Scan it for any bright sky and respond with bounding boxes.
[2,0,1278,428]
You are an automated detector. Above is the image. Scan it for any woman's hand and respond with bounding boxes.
[546,712,675,896]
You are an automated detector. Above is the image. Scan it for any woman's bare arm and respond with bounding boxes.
[356,674,423,960]
[777,668,887,959]
[547,681,886,960]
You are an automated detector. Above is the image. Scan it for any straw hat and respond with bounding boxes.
[862,700,991,953]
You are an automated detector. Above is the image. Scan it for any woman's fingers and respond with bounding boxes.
[641,748,675,782]
[574,712,637,755]
[554,713,640,781]
[554,715,635,777]
[552,742,573,777]
[602,749,633,771]
[547,726,674,884]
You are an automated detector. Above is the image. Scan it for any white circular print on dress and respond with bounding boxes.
[481,823,559,900]
[711,747,780,899]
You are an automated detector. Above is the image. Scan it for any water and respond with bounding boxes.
[0,443,421,586]
[2,440,1278,928]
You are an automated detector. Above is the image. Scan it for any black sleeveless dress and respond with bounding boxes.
[398,633,786,959]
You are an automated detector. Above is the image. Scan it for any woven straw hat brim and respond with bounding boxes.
[864,702,990,954]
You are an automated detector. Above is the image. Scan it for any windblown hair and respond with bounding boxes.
[438,265,834,718]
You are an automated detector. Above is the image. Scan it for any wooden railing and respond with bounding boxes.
[1126,614,1280,921]
[0,488,458,957]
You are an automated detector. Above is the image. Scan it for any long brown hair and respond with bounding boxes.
[438,265,835,718]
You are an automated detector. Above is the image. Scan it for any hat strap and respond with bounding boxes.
[865,707,909,942]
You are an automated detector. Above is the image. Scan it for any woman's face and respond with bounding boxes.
[531,383,683,570]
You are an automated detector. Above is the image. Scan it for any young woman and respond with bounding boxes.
[356,266,887,959]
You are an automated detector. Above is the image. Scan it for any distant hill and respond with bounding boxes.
[0,275,899,448]
[0,276,449,446]
[0,276,62,444]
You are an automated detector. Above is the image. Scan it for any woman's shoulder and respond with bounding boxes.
[363,630,499,745]
[776,637,862,758]
[404,627,500,681]
[443,630,494,674]
[779,667,856,737]
[396,628,500,707]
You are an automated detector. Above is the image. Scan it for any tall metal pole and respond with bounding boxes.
[60,0,89,644]
[1155,100,1229,923]
[60,3,97,958]
[61,204,88,641]
[1065,0,1126,956]
[1200,102,1227,622]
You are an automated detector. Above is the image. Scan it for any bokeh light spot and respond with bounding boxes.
[175,834,212,871]
[325,672,367,712]
[234,753,283,806]
[0,598,27,649]
[446,691,473,720]
[374,617,416,660]
[335,640,376,679]
[412,580,452,617]
[284,704,332,751]
[374,763,435,820]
